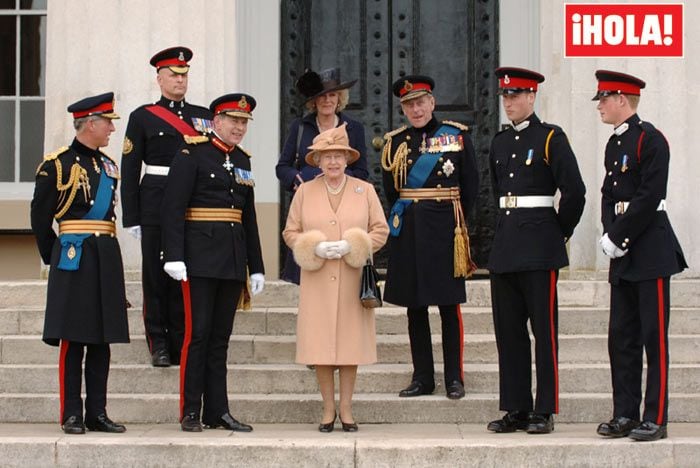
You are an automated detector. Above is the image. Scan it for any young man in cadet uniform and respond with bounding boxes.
[381,75,479,400]
[120,46,213,367]
[486,67,586,435]
[593,70,686,442]
[31,92,129,434]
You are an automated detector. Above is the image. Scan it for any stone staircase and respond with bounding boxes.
[1,278,699,466]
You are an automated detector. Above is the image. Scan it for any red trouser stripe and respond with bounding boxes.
[656,278,667,425]
[179,279,193,421]
[549,270,559,414]
[58,340,69,423]
[456,304,464,382]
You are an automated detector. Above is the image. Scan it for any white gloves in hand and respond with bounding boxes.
[334,240,351,257]
[600,233,628,258]
[250,273,265,296]
[163,261,188,281]
[127,225,142,240]
[314,240,352,259]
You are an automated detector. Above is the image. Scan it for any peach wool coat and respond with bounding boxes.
[283,176,389,365]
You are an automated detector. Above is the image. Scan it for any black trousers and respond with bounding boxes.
[490,270,559,415]
[180,276,243,422]
[407,304,464,388]
[59,340,110,423]
[609,277,670,425]
[141,225,184,360]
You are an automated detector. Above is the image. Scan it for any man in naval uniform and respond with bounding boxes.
[381,75,479,400]
[593,70,686,442]
[120,46,213,367]
[161,93,265,432]
[486,67,586,435]
[31,92,129,434]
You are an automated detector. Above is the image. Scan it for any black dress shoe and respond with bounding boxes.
[340,419,358,432]
[596,416,640,438]
[398,381,435,397]
[629,421,667,441]
[181,413,203,432]
[62,415,86,435]
[85,413,126,433]
[526,413,554,434]
[446,380,465,400]
[204,413,253,432]
[151,349,171,367]
[318,413,336,433]
[487,411,529,433]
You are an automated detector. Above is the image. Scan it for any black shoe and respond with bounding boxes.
[181,413,203,432]
[341,420,358,432]
[526,413,554,434]
[596,416,640,438]
[486,411,529,433]
[446,380,465,400]
[318,413,337,433]
[85,413,126,433]
[398,381,435,397]
[204,413,253,432]
[629,421,667,441]
[151,349,171,367]
[61,415,85,435]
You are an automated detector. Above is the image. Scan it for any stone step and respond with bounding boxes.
[2,278,699,309]
[2,392,700,424]
[4,306,700,336]
[3,334,700,365]
[2,363,700,395]
[2,423,699,468]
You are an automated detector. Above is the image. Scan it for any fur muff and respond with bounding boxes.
[293,230,327,271]
[342,227,372,268]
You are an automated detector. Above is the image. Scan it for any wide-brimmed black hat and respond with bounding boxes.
[296,67,357,102]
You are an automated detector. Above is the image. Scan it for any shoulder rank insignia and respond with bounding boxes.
[122,136,133,155]
[237,145,252,158]
[442,120,469,132]
[36,146,69,175]
[181,148,190,155]
[184,135,209,144]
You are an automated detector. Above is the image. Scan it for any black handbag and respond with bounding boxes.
[360,259,382,308]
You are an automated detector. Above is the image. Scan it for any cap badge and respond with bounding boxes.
[237,95,248,109]
[178,51,185,61]
[403,80,413,92]
[504,75,510,84]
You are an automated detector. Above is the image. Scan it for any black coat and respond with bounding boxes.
[275,112,369,191]
[161,137,264,280]
[120,96,212,227]
[601,114,686,284]
[488,114,586,273]
[30,139,129,346]
[382,117,479,307]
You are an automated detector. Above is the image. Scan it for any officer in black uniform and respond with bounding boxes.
[120,46,213,367]
[161,93,265,432]
[593,70,686,442]
[381,75,479,400]
[31,93,129,434]
[486,68,586,435]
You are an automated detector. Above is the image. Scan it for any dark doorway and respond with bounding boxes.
[280,0,499,273]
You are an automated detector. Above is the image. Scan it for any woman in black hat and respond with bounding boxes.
[276,68,369,284]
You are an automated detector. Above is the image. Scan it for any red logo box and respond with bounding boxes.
[565,3,683,57]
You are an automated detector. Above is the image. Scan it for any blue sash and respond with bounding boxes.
[57,158,115,270]
[389,125,460,236]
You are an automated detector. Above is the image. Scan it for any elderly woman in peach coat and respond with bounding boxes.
[283,123,389,433]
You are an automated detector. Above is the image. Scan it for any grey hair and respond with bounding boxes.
[73,115,102,131]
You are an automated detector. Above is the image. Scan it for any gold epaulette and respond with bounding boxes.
[35,146,69,175]
[383,125,407,141]
[442,120,469,132]
[237,145,252,158]
[184,135,209,144]
[381,126,409,191]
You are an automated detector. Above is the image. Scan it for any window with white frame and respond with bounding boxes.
[0,0,46,195]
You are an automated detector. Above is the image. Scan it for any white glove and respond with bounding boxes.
[250,273,265,296]
[163,261,188,281]
[314,241,341,259]
[127,225,142,240]
[600,233,628,258]
[331,240,351,257]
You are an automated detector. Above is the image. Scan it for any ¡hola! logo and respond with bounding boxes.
[565,3,683,57]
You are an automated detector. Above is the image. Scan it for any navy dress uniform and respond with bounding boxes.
[487,68,586,434]
[30,93,129,434]
[120,46,213,367]
[161,93,264,432]
[381,75,479,399]
[593,70,686,441]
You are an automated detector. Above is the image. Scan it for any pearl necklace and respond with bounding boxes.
[316,114,339,132]
[324,175,347,195]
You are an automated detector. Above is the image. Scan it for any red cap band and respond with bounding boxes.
[214,100,251,115]
[399,82,432,97]
[72,101,114,119]
[597,80,641,96]
[499,76,539,91]
[155,57,189,69]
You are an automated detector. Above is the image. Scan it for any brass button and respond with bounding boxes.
[507,192,512,196]
[506,210,510,215]
[413,199,419,203]
[617,141,621,145]
[437,171,443,176]
[608,171,612,176]
[159,132,164,136]
[437,184,442,188]
[95,232,100,237]
[406,135,411,141]
[509,173,514,178]
[512,154,516,158]
[438,157,444,162]
[407,148,412,153]
[515,135,520,140]
[613,181,618,186]
[331,276,336,281]
[408,159,413,164]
